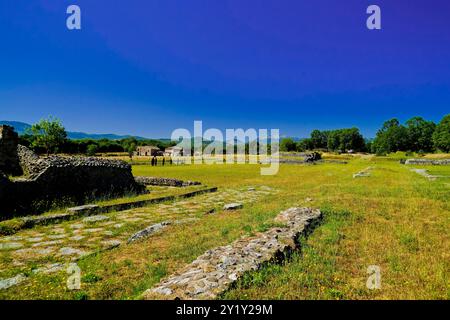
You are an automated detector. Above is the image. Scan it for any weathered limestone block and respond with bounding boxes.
[143,207,321,300]
[128,221,171,243]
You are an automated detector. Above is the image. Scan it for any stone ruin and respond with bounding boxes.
[0,125,145,219]
[404,158,450,165]
[0,125,22,176]
[144,207,322,300]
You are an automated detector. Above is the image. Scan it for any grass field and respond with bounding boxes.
[0,154,448,299]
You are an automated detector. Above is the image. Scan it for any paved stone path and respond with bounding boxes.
[0,185,276,290]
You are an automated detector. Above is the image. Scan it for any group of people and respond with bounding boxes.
[150,156,173,166]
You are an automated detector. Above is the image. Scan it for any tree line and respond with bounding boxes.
[18,117,175,156]
[16,114,450,156]
[280,114,450,154]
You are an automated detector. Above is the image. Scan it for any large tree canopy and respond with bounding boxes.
[372,118,409,154]
[432,114,450,152]
[405,116,436,152]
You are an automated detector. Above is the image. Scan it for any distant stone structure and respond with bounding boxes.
[164,146,183,157]
[404,159,450,165]
[0,125,22,176]
[0,127,146,219]
[135,146,160,156]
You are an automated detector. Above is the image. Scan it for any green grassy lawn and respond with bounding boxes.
[0,156,448,299]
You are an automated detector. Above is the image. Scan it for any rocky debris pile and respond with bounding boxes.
[303,152,322,163]
[144,207,322,300]
[135,176,201,187]
[405,159,450,165]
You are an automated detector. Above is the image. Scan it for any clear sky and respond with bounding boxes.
[1,0,449,138]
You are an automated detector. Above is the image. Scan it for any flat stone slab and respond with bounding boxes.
[353,166,373,178]
[127,222,171,243]
[144,207,321,300]
[223,203,243,210]
[82,215,110,223]
[67,204,100,214]
[0,242,23,250]
[0,274,27,290]
[59,247,86,256]
[101,240,122,250]
[32,263,64,275]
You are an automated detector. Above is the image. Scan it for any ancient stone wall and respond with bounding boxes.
[0,125,22,176]
[135,176,201,187]
[405,159,450,165]
[1,146,145,219]
[144,207,322,300]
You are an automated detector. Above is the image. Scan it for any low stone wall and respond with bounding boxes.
[135,176,201,187]
[405,159,450,165]
[0,186,218,234]
[1,146,145,219]
[144,207,322,300]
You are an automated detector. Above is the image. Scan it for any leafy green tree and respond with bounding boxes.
[432,114,450,152]
[86,144,98,156]
[372,119,408,154]
[297,138,313,151]
[405,117,436,152]
[280,138,297,152]
[310,130,329,149]
[326,128,365,152]
[28,116,67,155]
[127,142,137,160]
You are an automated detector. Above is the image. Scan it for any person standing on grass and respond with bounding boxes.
[162,158,165,166]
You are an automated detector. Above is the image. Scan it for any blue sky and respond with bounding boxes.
[0,0,449,138]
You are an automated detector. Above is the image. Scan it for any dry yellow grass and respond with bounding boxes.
[1,156,448,300]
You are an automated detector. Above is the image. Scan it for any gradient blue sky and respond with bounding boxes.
[1,0,449,138]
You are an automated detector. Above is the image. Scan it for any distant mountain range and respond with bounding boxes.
[0,121,164,141]
[1,121,302,143]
